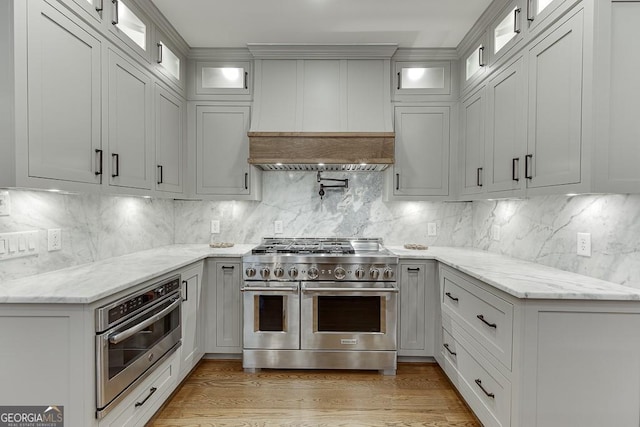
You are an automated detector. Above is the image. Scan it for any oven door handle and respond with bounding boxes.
[301,286,399,293]
[108,297,181,345]
[240,286,298,293]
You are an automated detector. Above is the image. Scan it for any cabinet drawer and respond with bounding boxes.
[442,270,513,369]
[441,326,511,427]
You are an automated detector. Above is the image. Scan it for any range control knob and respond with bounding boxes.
[245,267,256,278]
[288,267,299,279]
[260,267,270,279]
[370,268,380,280]
[307,267,319,280]
[355,268,366,279]
[274,267,284,278]
[334,267,346,280]
[383,268,394,280]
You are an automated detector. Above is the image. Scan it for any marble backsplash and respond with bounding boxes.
[473,194,640,289]
[0,190,174,281]
[175,172,473,247]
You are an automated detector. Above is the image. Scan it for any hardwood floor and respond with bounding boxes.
[148,360,481,427]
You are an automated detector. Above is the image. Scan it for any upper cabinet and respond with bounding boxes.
[155,84,184,194]
[394,61,452,98]
[107,0,151,62]
[459,87,486,198]
[525,0,580,37]
[196,61,251,96]
[154,29,186,92]
[489,0,524,63]
[59,0,104,24]
[462,36,488,92]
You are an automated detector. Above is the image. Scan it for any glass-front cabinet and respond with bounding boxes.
[154,29,185,90]
[462,33,488,91]
[526,0,576,35]
[196,61,252,95]
[491,1,523,62]
[394,61,451,95]
[108,0,151,61]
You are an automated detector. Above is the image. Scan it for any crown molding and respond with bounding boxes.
[189,48,253,61]
[456,0,512,57]
[392,48,459,62]
[247,43,398,59]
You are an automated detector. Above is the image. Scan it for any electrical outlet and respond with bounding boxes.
[211,220,220,234]
[427,223,437,237]
[491,225,501,241]
[577,232,591,257]
[48,229,62,251]
[274,220,284,235]
[0,191,10,216]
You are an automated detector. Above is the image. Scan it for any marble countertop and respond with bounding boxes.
[2,244,640,304]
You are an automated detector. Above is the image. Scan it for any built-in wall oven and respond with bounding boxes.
[95,275,182,418]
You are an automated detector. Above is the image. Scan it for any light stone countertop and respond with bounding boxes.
[2,244,640,304]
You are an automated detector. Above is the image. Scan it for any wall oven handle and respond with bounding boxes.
[240,286,298,293]
[302,286,399,293]
[108,297,181,345]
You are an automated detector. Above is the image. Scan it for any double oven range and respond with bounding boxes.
[242,238,399,375]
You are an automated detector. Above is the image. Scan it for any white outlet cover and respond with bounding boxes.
[491,225,501,241]
[577,232,591,257]
[0,191,10,216]
[274,220,284,234]
[427,223,437,237]
[47,229,62,251]
[211,220,220,234]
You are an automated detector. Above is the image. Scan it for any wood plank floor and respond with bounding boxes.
[148,360,481,427]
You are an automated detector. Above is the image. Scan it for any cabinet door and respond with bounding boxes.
[485,57,526,195]
[526,0,579,37]
[180,263,203,377]
[526,10,583,189]
[155,85,183,194]
[107,0,151,62]
[196,106,252,196]
[215,262,242,352]
[59,0,103,25]
[490,0,524,63]
[460,88,486,197]
[393,106,450,197]
[398,262,436,357]
[27,0,102,184]
[108,49,153,190]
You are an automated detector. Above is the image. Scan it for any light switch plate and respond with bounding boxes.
[211,220,220,234]
[274,220,284,235]
[0,191,10,216]
[0,231,39,260]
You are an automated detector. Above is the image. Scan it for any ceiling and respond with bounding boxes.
[150,0,494,49]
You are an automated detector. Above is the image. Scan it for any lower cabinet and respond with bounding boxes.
[178,261,204,379]
[397,260,437,357]
[204,258,243,354]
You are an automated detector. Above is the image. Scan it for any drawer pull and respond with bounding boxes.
[474,379,495,399]
[135,386,157,408]
[443,343,457,356]
[477,314,497,329]
[445,292,459,302]
[407,267,421,272]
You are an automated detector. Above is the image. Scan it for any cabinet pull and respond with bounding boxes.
[479,46,485,67]
[95,0,103,12]
[477,167,483,187]
[525,154,533,179]
[157,43,163,64]
[244,71,249,90]
[244,172,249,190]
[526,0,534,21]
[222,265,235,270]
[95,149,103,176]
[111,153,119,178]
[512,157,520,182]
[157,165,163,185]
[443,343,457,356]
[182,280,188,302]
[111,0,118,25]
[445,292,459,302]
[134,387,157,408]
[474,379,495,399]
[514,7,522,34]
[407,267,420,272]
[397,72,401,90]
[477,314,497,329]
[395,173,400,191]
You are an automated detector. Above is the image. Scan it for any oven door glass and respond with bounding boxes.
[301,282,397,351]
[242,283,300,350]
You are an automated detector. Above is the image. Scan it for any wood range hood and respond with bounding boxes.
[247,132,395,171]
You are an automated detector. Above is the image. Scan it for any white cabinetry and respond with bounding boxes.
[387,106,451,199]
[107,0,151,62]
[154,84,184,194]
[460,87,486,198]
[397,261,436,357]
[204,259,243,354]
[489,0,524,63]
[178,262,204,379]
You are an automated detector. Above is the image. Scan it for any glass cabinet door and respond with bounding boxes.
[493,4,523,59]
[109,0,150,60]
[466,44,486,82]
[394,61,451,95]
[196,61,251,95]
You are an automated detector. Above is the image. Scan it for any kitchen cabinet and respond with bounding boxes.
[178,262,204,379]
[154,84,184,194]
[154,28,186,93]
[484,56,526,196]
[489,0,524,64]
[194,60,252,97]
[397,261,437,357]
[195,105,261,200]
[462,35,488,93]
[205,259,243,354]
[59,0,103,25]
[387,106,451,199]
[459,87,486,198]
[394,61,451,97]
[107,48,153,190]
[525,0,581,38]
[107,0,151,63]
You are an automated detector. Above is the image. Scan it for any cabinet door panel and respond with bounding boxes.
[302,60,341,131]
[155,85,183,193]
[347,60,388,131]
[180,264,202,376]
[196,106,251,195]
[398,262,436,357]
[526,11,583,189]
[108,50,153,190]
[254,60,298,131]
[27,1,102,184]
[460,89,485,196]
[215,262,242,351]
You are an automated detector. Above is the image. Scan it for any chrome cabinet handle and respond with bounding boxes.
[443,343,457,356]
[514,8,522,34]
[475,379,495,399]
[527,0,534,21]
[445,292,459,302]
[95,149,103,176]
[477,314,497,329]
[240,286,298,293]
[135,387,157,408]
[157,43,163,64]
[477,167,483,187]
[111,0,118,25]
[111,153,119,178]
[525,154,533,179]
[109,297,181,344]
[512,157,520,182]
[397,72,401,90]
[479,46,485,67]
[157,165,163,185]
[302,286,399,294]
[182,280,188,302]
[244,71,249,90]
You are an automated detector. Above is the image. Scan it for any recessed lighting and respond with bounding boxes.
[566,193,579,197]
[48,189,61,193]
[318,163,325,167]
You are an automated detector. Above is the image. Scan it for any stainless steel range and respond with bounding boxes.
[242,237,399,375]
